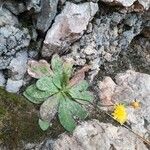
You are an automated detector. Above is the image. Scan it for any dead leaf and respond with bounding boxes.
[69,65,91,87]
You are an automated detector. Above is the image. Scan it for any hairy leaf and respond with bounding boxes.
[58,97,76,132]
[67,99,88,120]
[40,95,59,123]
[69,89,93,102]
[38,119,50,131]
[52,73,62,89]
[36,76,59,94]
[25,84,51,99]
[28,60,52,79]
[51,54,63,74]
[23,91,45,104]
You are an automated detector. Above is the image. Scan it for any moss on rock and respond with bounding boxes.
[0,87,48,149]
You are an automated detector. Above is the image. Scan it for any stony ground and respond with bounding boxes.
[0,0,150,149]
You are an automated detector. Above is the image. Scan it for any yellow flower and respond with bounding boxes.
[112,103,127,125]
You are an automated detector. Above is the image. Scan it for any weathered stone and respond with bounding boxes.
[101,0,150,10]
[6,79,24,93]
[26,0,41,13]
[8,51,28,80]
[62,10,144,81]
[99,70,150,138]
[52,120,148,150]
[0,25,30,69]
[36,0,59,32]
[42,2,98,57]
[0,71,5,87]
[0,8,18,26]
[3,1,26,15]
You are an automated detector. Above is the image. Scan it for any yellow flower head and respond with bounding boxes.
[112,103,127,125]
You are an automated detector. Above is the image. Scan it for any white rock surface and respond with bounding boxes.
[6,79,23,93]
[99,70,150,138]
[8,51,28,80]
[52,120,148,150]
[42,2,98,57]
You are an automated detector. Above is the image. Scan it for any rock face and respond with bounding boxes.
[99,70,150,138]
[101,0,150,10]
[27,0,59,32]
[0,71,5,87]
[62,8,145,81]
[52,120,148,150]
[42,2,98,57]
[0,25,30,70]
[36,0,59,32]
[0,7,31,92]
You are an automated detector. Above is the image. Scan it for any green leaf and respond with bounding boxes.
[52,73,62,89]
[69,90,94,102]
[23,91,45,104]
[69,80,89,91]
[38,119,50,131]
[58,97,76,132]
[36,76,59,94]
[40,95,59,122]
[51,54,63,74]
[67,99,88,120]
[25,84,51,99]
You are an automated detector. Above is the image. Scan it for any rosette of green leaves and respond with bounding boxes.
[24,54,94,132]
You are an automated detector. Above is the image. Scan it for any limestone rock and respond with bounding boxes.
[26,0,41,13]
[42,2,98,57]
[8,51,28,80]
[6,79,23,93]
[52,120,148,150]
[36,0,59,32]
[0,25,30,70]
[101,0,150,10]
[0,8,18,26]
[0,71,6,87]
[99,70,150,138]
[3,1,26,15]
[62,10,144,81]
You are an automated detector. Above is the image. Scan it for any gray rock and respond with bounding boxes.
[62,11,144,81]
[26,0,41,13]
[36,0,59,32]
[0,71,6,87]
[42,2,98,57]
[0,7,30,72]
[127,37,150,73]
[3,1,26,15]
[101,0,150,10]
[6,79,23,93]
[0,8,18,26]
[99,70,150,138]
[0,25,30,69]
[7,51,28,80]
[52,120,148,150]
